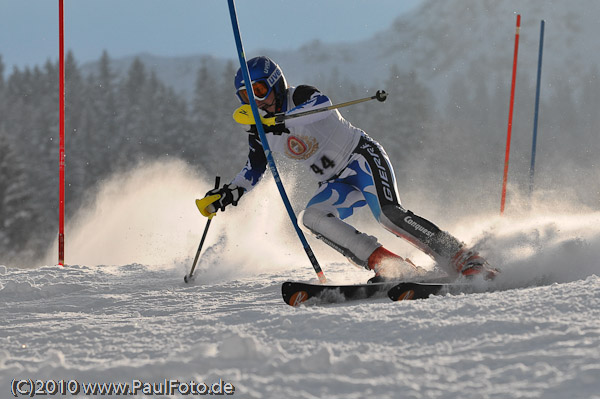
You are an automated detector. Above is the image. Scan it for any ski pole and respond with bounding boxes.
[276,90,387,123]
[228,0,327,284]
[233,90,388,126]
[184,176,220,283]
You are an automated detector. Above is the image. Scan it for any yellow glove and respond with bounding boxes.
[232,105,277,126]
[195,184,245,218]
[195,194,221,219]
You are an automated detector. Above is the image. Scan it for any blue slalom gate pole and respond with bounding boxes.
[529,20,545,198]
[227,0,327,283]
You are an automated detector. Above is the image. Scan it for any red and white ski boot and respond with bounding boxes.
[451,248,499,280]
[366,246,425,283]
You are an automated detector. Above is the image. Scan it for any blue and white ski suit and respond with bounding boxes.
[231,86,463,272]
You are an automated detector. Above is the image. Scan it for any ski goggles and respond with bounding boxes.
[236,80,272,104]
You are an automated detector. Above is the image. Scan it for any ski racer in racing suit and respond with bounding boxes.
[200,56,498,281]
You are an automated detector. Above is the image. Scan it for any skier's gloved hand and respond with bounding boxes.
[233,105,278,126]
[204,184,245,213]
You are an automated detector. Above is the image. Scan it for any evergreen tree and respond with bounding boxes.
[219,60,250,177]
[192,60,218,129]
[158,85,190,161]
[4,63,58,253]
[84,50,119,183]
[191,59,243,177]
[188,60,216,168]
[0,133,38,263]
[64,51,89,211]
[140,71,169,158]
[114,57,148,169]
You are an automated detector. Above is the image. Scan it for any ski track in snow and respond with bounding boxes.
[1,259,599,398]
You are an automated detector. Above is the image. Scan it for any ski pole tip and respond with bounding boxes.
[317,271,327,284]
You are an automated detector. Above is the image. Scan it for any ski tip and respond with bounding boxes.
[288,290,309,307]
[281,282,310,307]
[390,289,416,301]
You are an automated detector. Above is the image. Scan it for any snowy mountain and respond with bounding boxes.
[82,0,600,105]
[276,0,600,101]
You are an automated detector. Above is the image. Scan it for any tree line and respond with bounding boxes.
[0,51,240,265]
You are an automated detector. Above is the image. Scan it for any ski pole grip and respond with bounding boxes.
[196,195,221,218]
[196,176,222,218]
[375,90,387,102]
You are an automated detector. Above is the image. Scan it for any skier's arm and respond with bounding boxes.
[199,133,267,216]
[229,131,268,192]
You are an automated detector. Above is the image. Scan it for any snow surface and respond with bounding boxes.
[2,162,600,398]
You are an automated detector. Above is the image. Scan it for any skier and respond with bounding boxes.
[200,56,498,281]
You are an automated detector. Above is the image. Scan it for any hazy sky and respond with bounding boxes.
[1,0,423,70]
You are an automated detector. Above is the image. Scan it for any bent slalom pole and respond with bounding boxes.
[500,14,521,215]
[529,20,545,199]
[184,176,220,283]
[227,0,327,284]
[233,90,388,126]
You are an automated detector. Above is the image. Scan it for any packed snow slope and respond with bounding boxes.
[2,161,600,398]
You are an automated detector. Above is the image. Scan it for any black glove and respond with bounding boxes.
[204,184,245,212]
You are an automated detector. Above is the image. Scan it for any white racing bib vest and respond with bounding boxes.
[231,86,364,190]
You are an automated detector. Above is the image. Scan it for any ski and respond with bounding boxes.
[387,282,450,301]
[281,281,396,306]
[281,276,457,306]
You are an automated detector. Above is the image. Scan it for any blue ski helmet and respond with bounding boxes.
[234,56,288,112]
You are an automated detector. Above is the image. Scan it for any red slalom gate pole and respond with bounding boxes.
[500,14,521,215]
[58,0,65,265]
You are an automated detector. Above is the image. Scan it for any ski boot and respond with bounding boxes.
[451,248,499,280]
[366,246,426,284]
